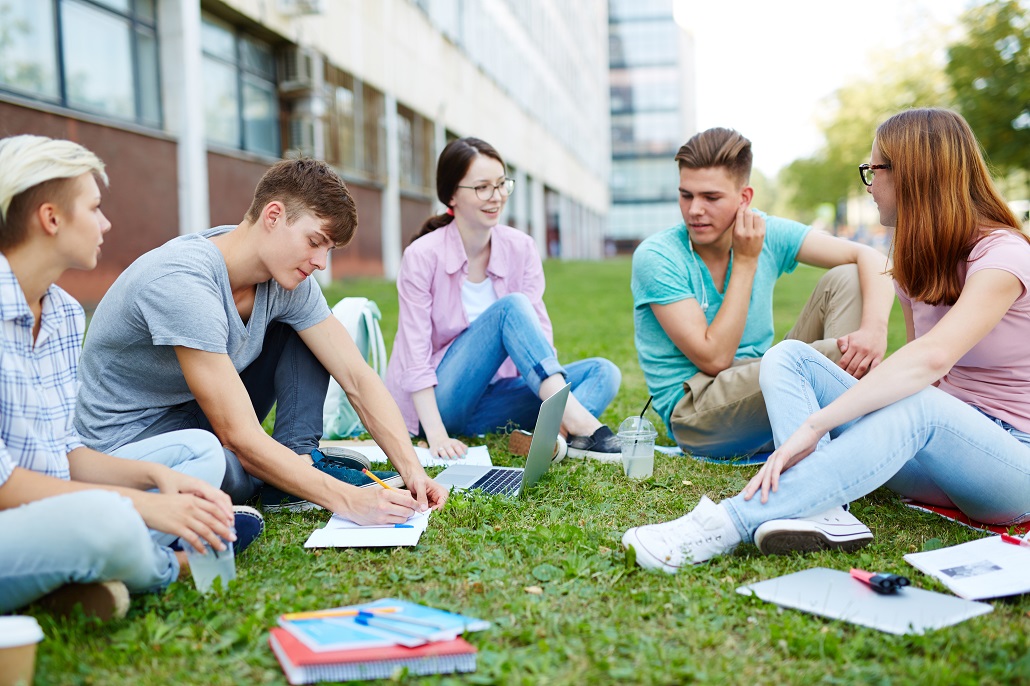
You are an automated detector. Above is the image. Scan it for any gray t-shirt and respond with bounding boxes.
[75,226,331,452]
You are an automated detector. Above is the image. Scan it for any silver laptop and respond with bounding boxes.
[434,382,570,497]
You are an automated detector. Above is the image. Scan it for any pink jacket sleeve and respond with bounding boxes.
[395,248,440,393]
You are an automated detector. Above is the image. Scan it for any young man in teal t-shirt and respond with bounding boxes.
[632,127,896,461]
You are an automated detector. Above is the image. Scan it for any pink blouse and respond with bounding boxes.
[385,222,554,433]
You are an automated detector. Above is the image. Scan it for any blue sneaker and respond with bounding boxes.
[232,505,264,556]
[260,448,404,513]
[313,448,404,489]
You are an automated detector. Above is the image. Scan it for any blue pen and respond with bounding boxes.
[358,523,414,528]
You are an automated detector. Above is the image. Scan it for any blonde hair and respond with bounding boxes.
[0,135,108,249]
[877,108,1023,305]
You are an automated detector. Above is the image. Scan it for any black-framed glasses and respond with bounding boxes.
[859,163,891,186]
[456,178,515,200]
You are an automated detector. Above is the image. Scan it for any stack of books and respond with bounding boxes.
[268,598,490,684]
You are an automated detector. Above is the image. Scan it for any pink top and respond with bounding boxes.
[896,230,1030,432]
[385,222,554,433]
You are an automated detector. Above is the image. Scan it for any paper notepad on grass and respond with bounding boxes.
[904,534,1030,600]
[335,443,492,468]
[304,510,430,548]
[737,567,992,635]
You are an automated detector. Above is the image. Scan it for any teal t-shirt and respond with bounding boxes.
[631,212,811,432]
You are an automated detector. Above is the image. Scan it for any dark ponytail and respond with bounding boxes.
[411,137,506,244]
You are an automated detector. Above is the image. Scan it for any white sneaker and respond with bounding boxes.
[754,506,873,555]
[621,496,741,573]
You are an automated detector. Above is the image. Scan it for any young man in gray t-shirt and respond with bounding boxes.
[76,159,447,524]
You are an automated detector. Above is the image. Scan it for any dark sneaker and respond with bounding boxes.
[566,426,621,463]
[232,505,264,556]
[37,580,130,621]
[508,429,568,464]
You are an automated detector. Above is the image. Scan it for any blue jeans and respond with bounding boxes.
[722,340,1030,541]
[130,322,329,503]
[432,293,621,436]
[0,429,225,612]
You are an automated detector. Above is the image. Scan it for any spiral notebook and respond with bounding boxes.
[269,628,476,684]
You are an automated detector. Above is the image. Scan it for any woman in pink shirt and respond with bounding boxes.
[385,138,621,460]
[622,109,1030,572]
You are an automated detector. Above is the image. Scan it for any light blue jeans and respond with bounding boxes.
[432,293,621,436]
[0,429,225,613]
[722,340,1030,541]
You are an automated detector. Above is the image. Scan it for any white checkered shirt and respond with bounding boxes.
[0,253,85,486]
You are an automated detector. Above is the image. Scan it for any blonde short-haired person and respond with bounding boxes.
[623,109,1030,572]
[0,135,258,619]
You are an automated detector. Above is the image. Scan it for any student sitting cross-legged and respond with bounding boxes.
[74,157,447,522]
[623,109,1030,572]
[0,135,261,620]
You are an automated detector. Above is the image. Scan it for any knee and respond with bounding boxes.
[759,340,810,388]
[497,292,534,318]
[60,491,152,574]
[173,429,227,487]
[592,358,622,396]
[820,263,860,293]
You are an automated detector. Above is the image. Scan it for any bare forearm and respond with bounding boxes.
[698,258,758,371]
[808,339,944,434]
[350,370,425,481]
[0,466,144,512]
[411,387,449,444]
[855,247,894,332]
[66,447,161,490]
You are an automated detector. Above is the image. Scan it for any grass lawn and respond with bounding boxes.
[34,260,1029,685]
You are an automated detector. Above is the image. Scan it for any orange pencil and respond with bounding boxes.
[362,468,394,489]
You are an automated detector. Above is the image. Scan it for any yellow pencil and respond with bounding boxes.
[362,468,393,489]
[281,607,400,621]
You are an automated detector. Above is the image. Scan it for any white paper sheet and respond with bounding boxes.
[304,510,431,548]
[904,534,1030,600]
[340,444,492,468]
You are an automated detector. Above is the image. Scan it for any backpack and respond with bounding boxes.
[321,297,388,439]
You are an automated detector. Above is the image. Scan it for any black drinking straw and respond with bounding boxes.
[631,396,654,452]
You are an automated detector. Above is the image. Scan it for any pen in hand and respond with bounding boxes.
[363,468,394,490]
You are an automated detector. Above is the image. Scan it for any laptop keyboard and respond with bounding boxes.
[471,468,522,496]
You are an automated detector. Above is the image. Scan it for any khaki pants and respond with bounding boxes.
[670,264,863,459]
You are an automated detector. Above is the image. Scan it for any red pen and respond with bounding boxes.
[1000,533,1030,548]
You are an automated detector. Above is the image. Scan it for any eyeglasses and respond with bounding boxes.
[859,163,891,187]
[456,178,515,201]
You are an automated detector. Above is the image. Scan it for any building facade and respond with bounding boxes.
[0,0,610,304]
[607,0,695,253]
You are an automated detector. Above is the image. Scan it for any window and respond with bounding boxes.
[397,104,434,195]
[610,67,680,114]
[325,66,357,172]
[201,13,279,157]
[0,0,160,127]
[611,159,678,202]
[609,21,677,67]
[612,111,682,157]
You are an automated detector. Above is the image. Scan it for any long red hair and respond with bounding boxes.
[877,108,1024,306]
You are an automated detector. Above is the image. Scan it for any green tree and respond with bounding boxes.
[780,46,951,222]
[947,0,1030,175]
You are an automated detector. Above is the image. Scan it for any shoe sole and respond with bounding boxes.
[757,530,873,556]
[567,447,622,464]
[317,447,372,471]
[509,432,568,464]
[38,580,131,621]
[262,500,324,513]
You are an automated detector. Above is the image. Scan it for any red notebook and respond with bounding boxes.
[903,500,1030,536]
[268,627,477,684]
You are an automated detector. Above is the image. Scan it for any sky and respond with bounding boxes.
[672,0,974,177]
